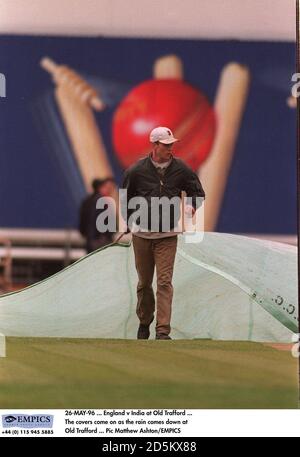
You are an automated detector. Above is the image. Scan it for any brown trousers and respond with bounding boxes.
[132,235,178,336]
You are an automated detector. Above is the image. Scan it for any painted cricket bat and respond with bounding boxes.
[199,63,250,231]
[40,57,115,194]
[41,57,120,240]
[153,55,186,233]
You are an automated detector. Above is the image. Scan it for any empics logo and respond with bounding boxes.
[3,416,17,424]
[2,414,54,429]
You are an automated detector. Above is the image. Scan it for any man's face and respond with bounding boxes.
[153,141,174,162]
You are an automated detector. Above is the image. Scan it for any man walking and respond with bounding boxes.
[122,127,205,340]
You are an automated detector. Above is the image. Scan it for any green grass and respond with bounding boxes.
[0,338,298,409]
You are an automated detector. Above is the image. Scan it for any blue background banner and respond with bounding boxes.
[0,35,296,233]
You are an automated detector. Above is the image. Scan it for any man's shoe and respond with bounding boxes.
[156,334,172,340]
[137,317,154,340]
[137,324,150,340]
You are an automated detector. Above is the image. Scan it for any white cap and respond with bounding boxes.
[149,126,179,144]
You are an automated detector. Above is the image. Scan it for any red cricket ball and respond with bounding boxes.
[112,79,216,170]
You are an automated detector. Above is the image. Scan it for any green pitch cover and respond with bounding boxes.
[0,233,297,342]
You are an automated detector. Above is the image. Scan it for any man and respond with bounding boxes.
[79,177,115,253]
[122,126,205,340]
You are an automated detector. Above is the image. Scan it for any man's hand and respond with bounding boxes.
[184,204,195,217]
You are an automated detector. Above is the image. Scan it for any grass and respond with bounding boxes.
[0,338,298,409]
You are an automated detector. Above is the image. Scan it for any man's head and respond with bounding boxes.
[149,126,178,163]
[92,177,115,196]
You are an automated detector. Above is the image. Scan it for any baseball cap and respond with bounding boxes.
[149,126,179,144]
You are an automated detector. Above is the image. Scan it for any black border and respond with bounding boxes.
[296,0,300,399]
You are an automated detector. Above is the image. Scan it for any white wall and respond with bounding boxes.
[0,0,296,41]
